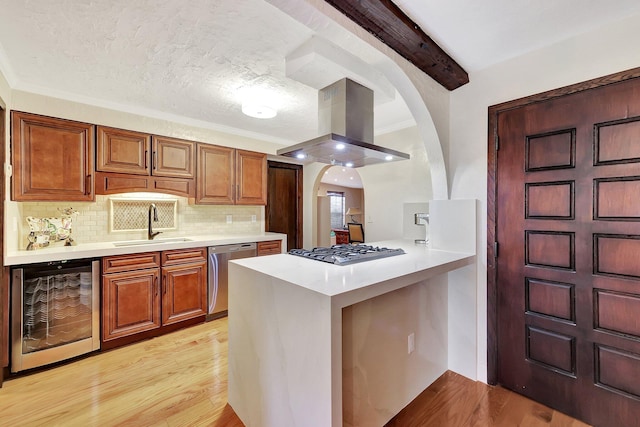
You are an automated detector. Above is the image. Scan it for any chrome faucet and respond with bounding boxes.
[148,203,162,240]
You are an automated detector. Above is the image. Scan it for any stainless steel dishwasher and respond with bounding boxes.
[207,243,257,320]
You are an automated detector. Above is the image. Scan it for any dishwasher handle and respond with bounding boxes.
[209,243,257,254]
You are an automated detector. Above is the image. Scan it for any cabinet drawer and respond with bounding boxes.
[257,240,282,256]
[162,247,207,266]
[103,252,161,273]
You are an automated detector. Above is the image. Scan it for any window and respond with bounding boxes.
[327,191,345,229]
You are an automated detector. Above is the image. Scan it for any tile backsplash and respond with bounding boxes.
[16,193,264,249]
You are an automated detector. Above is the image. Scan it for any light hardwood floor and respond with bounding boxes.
[0,318,589,426]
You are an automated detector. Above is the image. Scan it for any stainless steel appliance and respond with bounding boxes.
[11,258,100,372]
[208,243,257,319]
[288,244,405,266]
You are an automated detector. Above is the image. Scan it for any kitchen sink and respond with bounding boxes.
[113,237,193,247]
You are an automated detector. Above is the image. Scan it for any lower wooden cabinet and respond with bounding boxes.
[257,240,282,256]
[161,259,207,326]
[102,248,206,348]
[102,267,161,341]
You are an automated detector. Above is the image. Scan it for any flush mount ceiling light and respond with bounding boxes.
[241,102,277,119]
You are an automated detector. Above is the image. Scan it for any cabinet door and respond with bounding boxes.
[12,111,94,201]
[152,136,195,178]
[257,240,282,256]
[102,268,161,341]
[161,261,207,326]
[96,126,150,175]
[236,149,267,205]
[196,144,235,204]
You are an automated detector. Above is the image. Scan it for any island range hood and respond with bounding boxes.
[277,78,410,168]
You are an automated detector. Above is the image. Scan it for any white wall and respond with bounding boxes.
[448,13,640,383]
[358,126,433,243]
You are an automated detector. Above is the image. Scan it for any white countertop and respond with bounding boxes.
[5,232,287,265]
[231,239,475,300]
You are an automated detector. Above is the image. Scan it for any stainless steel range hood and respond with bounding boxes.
[277,78,410,168]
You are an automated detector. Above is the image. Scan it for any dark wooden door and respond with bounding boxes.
[496,77,640,426]
[266,161,303,250]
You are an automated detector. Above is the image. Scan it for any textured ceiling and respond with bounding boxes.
[1,0,640,188]
[394,0,640,72]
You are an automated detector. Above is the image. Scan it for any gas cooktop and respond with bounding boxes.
[288,244,406,266]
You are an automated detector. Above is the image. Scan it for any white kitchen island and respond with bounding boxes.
[227,238,475,427]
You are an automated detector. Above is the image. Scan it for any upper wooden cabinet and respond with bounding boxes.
[196,144,266,205]
[153,136,195,179]
[96,126,194,179]
[196,144,234,204]
[96,126,149,175]
[11,111,95,201]
[236,149,267,205]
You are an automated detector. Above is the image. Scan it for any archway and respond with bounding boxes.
[313,165,364,247]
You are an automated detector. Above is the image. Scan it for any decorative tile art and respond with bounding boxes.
[110,198,177,232]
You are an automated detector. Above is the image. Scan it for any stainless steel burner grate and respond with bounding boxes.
[288,244,405,266]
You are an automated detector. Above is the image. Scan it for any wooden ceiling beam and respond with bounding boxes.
[324,0,469,91]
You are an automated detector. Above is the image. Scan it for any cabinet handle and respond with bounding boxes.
[153,151,158,170]
[154,276,158,296]
[85,174,91,195]
[144,150,148,169]
[163,275,167,294]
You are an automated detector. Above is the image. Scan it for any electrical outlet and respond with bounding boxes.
[251,215,256,223]
[408,332,415,354]
[226,215,232,224]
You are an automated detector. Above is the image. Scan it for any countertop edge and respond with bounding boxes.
[5,233,287,266]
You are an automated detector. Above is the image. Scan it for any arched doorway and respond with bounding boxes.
[314,165,364,247]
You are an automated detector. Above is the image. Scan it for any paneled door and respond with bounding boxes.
[495,76,640,427]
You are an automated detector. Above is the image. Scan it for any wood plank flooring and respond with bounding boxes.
[0,318,589,426]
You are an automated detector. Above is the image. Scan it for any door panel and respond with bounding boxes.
[496,77,640,427]
[161,262,206,326]
[96,126,150,175]
[152,136,195,178]
[266,161,303,250]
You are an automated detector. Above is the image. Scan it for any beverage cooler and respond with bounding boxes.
[11,258,100,372]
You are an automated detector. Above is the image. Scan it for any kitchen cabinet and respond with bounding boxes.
[95,126,195,198]
[196,144,267,205]
[257,240,282,256]
[96,127,195,178]
[11,111,95,201]
[102,252,161,342]
[96,126,150,175]
[161,248,207,326]
[236,149,267,205]
[102,248,206,348]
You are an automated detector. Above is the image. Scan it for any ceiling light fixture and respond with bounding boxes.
[345,162,354,167]
[242,102,277,119]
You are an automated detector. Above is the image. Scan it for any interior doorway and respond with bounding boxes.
[315,166,364,246]
[266,161,303,250]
